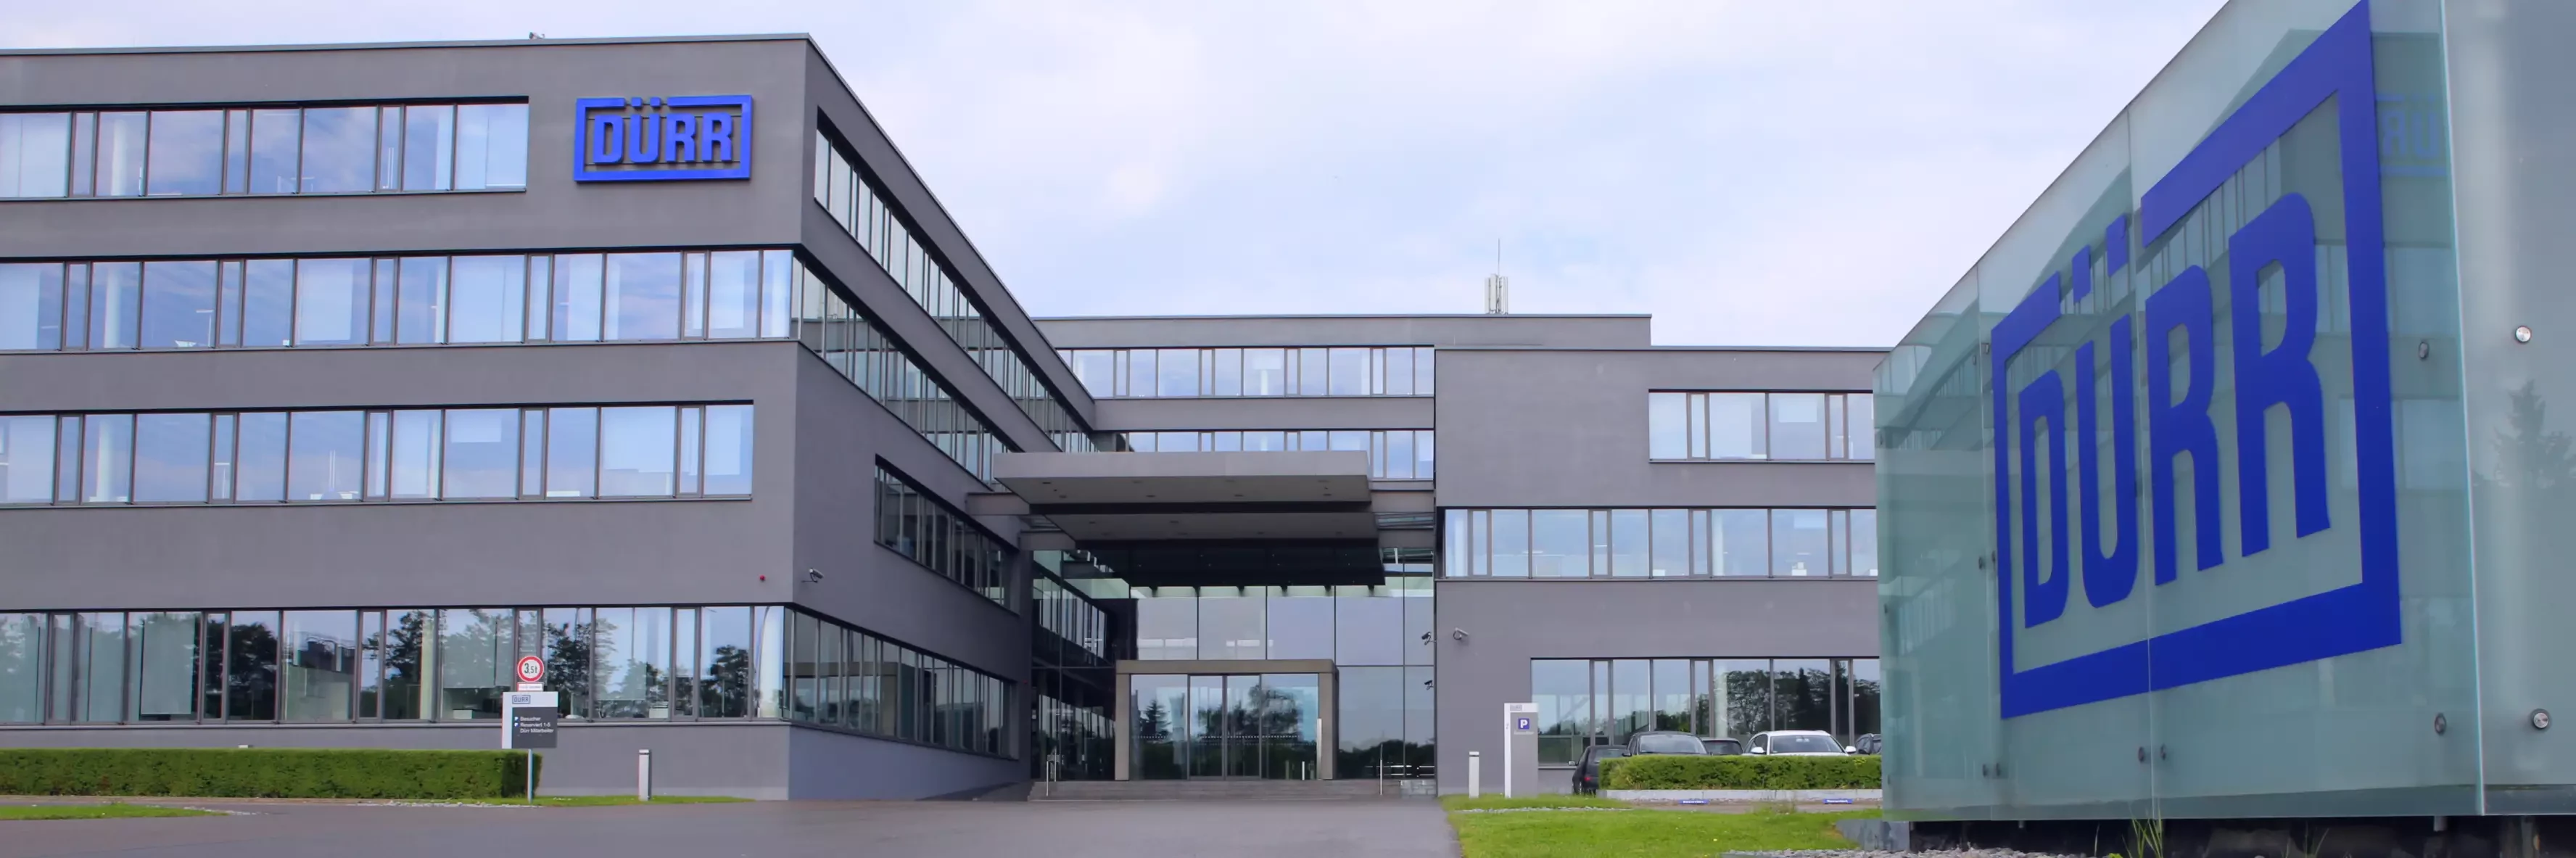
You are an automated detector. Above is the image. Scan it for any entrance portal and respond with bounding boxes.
[1131,672,1321,780]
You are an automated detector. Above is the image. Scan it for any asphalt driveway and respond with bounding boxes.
[0,797,1459,858]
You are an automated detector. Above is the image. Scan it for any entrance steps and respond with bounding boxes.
[1031,779,1432,801]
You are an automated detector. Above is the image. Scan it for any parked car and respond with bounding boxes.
[1625,730,1709,756]
[1699,736,1745,756]
[1852,733,1883,755]
[1747,730,1852,756]
[1572,744,1629,793]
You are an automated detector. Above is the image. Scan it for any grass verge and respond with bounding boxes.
[1443,794,1632,811]
[0,803,222,820]
[1449,804,1870,858]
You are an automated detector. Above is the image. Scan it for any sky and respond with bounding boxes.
[6,1,2229,347]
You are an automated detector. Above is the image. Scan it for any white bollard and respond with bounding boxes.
[637,749,653,801]
[1467,751,1482,799]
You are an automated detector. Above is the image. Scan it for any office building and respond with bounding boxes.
[0,36,1880,798]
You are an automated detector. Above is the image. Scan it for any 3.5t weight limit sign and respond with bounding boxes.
[516,656,546,685]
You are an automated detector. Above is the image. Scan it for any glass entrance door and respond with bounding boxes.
[1133,672,1318,779]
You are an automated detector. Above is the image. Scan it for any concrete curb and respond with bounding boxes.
[1601,788,1883,802]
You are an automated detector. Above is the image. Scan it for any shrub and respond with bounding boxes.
[0,748,541,799]
[1600,754,1880,791]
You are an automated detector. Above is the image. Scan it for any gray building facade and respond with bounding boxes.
[0,36,1880,799]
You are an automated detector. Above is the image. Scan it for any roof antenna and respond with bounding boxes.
[1484,239,1509,315]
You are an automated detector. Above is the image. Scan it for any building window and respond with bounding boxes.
[0,604,1011,756]
[3,403,751,506]
[0,102,528,199]
[1648,392,1875,461]
[0,249,799,354]
[1530,657,1881,764]
[1445,508,1877,578]
[813,128,1094,451]
[1058,346,1435,400]
[1123,429,1434,479]
[873,463,1013,607]
[1123,577,1432,665]
[793,263,1022,479]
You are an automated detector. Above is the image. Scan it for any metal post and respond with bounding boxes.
[524,749,534,803]
[1467,751,1482,799]
[637,749,652,802]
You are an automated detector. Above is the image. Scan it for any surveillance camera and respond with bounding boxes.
[1419,631,1433,643]
[1450,628,1469,642]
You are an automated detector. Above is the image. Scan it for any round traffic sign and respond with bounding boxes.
[515,655,546,684]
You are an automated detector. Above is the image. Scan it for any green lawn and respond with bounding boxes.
[1442,794,1632,811]
[1449,804,1870,858]
[0,803,221,820]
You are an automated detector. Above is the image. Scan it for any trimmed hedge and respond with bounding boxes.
[1599,754,1880,790]
[0,748,541,799]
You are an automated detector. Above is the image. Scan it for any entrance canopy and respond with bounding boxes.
[992,451,1375,542]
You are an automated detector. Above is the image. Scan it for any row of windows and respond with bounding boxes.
[1648,392,1875,461]
[1530,657,1881,765]
[794,266,1024,479]
[1031,570,1110,663]
[0,404,752,506]
[785,609,1012,756]
[813,130,1090,448]
[1123,429,1436,481]
[1442,508,1878,578]
[1062,346,1437,399]
[872,465,1011,606]
[0,605,1008,758]
[1131,580,1434,665]
[0,250,796,352]
[0,103,529,199]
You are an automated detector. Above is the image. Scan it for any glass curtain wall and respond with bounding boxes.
[1445,508,1875,577]
[1530,656,1881,764]
[873,463,1012,606]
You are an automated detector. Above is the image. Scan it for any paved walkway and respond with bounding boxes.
[0,797,1460,858]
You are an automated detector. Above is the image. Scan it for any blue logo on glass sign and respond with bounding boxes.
[573,95,752,182]
[1989,1,2400,718]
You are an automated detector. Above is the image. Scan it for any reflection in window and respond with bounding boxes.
[0,103,531,199]
[1648,391,1874,461]
[0,249,802,354]
[1445,507,1875,578]
[873,464,1011,605]
[1118,429,1434,479]
[813,130,1091,450]
[1061,345,1435,399]
[1530,656,1883,759]
[9,403,751,506]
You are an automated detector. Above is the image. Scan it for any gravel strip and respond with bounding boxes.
[1456,806,1636,814]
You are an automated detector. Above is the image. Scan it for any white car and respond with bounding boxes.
[1746,730,1852,756]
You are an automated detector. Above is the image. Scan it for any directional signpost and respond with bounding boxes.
[503,688,558,802]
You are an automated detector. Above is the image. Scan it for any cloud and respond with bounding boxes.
[4,0,2227,347]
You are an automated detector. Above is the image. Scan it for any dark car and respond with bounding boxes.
[1700,736,1745,756]
[1626,730,1709,756]
[1852,733,1883,755]
[1572,744,1629,793]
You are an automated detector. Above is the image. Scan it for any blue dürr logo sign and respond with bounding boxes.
[1990,1,2399,718]
[573,95,752,182]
